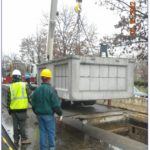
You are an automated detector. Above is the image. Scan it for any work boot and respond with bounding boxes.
[21,139,31,145]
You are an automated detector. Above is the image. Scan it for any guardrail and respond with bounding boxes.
[2,125,17,150]
[2,84,9,106]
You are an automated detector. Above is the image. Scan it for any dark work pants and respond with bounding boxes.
[11,111,27,142]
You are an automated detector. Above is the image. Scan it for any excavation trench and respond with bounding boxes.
[62,111,148,150]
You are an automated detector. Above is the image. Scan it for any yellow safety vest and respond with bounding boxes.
[10,82,28,110]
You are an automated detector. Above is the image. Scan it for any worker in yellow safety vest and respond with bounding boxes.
[7,69,31,147]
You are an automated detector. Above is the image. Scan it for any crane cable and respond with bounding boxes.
[63,1,82,54]
[73,1,95,55]
[79,16,95,54]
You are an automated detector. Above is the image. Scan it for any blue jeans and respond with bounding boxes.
[38,115,56,150]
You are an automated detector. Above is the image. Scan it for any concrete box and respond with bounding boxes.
[37,55,135,101]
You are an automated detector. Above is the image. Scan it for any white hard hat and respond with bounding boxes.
[12,69,21,76]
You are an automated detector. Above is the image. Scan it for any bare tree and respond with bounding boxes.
[19,7,99,62]
[134,60,148,81]
[20,36,35,63]
[34,29,47,63]
[96,0,148,60]
[2,53,22,76]
[42,8,99,58]
[20,29,47,63]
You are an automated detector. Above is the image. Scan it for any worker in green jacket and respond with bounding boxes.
[31,68,63,150]
[7,69,31,147]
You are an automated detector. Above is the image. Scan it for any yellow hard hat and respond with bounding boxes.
[40,69,53,78]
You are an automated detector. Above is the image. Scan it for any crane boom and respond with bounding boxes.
[46,0,58,61]
[46,0,82,61]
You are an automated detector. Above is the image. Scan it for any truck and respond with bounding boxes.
[3,62,37,84]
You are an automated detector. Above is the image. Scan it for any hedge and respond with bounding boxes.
[134,80,148,87]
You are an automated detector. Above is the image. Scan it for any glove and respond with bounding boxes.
[59,116,63,121]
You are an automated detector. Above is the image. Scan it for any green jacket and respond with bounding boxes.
[31,83,62,116]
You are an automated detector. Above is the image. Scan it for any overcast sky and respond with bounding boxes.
[2,0,120,56]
